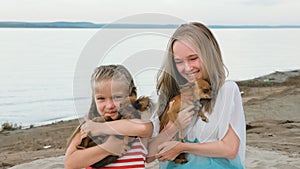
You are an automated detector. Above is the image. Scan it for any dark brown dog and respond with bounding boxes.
[159,78,212,164]
[76,96,151,168]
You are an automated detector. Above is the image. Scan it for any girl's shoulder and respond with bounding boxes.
[220,80,240,92]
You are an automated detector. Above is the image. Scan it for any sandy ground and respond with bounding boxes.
[1,69,299,169]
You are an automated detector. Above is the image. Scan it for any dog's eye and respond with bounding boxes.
[203,89,210,93]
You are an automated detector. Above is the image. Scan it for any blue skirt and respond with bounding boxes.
[159,154,244,169]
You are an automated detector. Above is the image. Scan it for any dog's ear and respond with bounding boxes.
[203,78,211,85]
[179,82,194,89]
[130,86,137,99]
[119,97,142,119]
[179,82,195,96]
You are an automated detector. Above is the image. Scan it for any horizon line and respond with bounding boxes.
[0,21,299,29]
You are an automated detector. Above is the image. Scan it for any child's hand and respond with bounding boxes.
[81,117,102,136]
[79,128,88,140]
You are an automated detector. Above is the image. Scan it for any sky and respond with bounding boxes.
[0,0,299,25]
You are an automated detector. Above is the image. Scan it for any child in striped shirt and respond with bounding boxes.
[65,65,153,169]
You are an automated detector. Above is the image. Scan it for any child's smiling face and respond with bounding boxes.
[93,79,129,120]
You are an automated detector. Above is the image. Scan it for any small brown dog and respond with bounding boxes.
[76,95,151,168]
[159,78,212,164]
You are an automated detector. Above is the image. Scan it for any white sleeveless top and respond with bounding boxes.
[151,81,246,162]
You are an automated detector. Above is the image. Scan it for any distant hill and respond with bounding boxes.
[0,21,299,29]
[0,21,178,29]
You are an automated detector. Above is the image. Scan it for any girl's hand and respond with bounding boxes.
[175,105,194,129]
[156,141,182,161]
[100,135,130,156]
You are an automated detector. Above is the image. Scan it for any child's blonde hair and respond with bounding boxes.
[88,64,136,119]
[66,65,136,148]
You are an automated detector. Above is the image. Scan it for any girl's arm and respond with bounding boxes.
[156,125,240,161]
[146,121,178,162]
[82,118,153,138]
[64,132,123,169]
[147,105,195,162]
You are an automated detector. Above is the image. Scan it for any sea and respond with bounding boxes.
[0,28,299,128]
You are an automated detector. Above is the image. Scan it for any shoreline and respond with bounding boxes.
[1,69,299,130]
[1,69,300,168]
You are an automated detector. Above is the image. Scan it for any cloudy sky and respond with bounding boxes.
[1,0,299,25]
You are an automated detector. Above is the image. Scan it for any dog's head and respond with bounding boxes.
[132,97,151,112]
[118,96,151,119]
[194,79,212,100]
[180,78,212,101]
[180,78,212,116]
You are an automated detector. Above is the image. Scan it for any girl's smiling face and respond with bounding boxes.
[93,79,129,120]
[173,40,206,82]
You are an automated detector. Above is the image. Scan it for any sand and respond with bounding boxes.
[1,69,299,169]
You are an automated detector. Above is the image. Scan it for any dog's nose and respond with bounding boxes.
[203,94,211,98]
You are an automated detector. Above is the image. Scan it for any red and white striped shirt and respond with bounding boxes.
[86,138,147,169]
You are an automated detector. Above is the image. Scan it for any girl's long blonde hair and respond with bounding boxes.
[156,22,228,116]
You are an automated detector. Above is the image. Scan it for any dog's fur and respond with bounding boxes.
[159,78,212,164]
[76,95,151,168]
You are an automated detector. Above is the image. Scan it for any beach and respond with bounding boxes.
[1,69,299,169]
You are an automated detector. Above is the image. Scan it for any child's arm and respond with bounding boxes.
[81,118,153,138]
[64,132,125,169]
